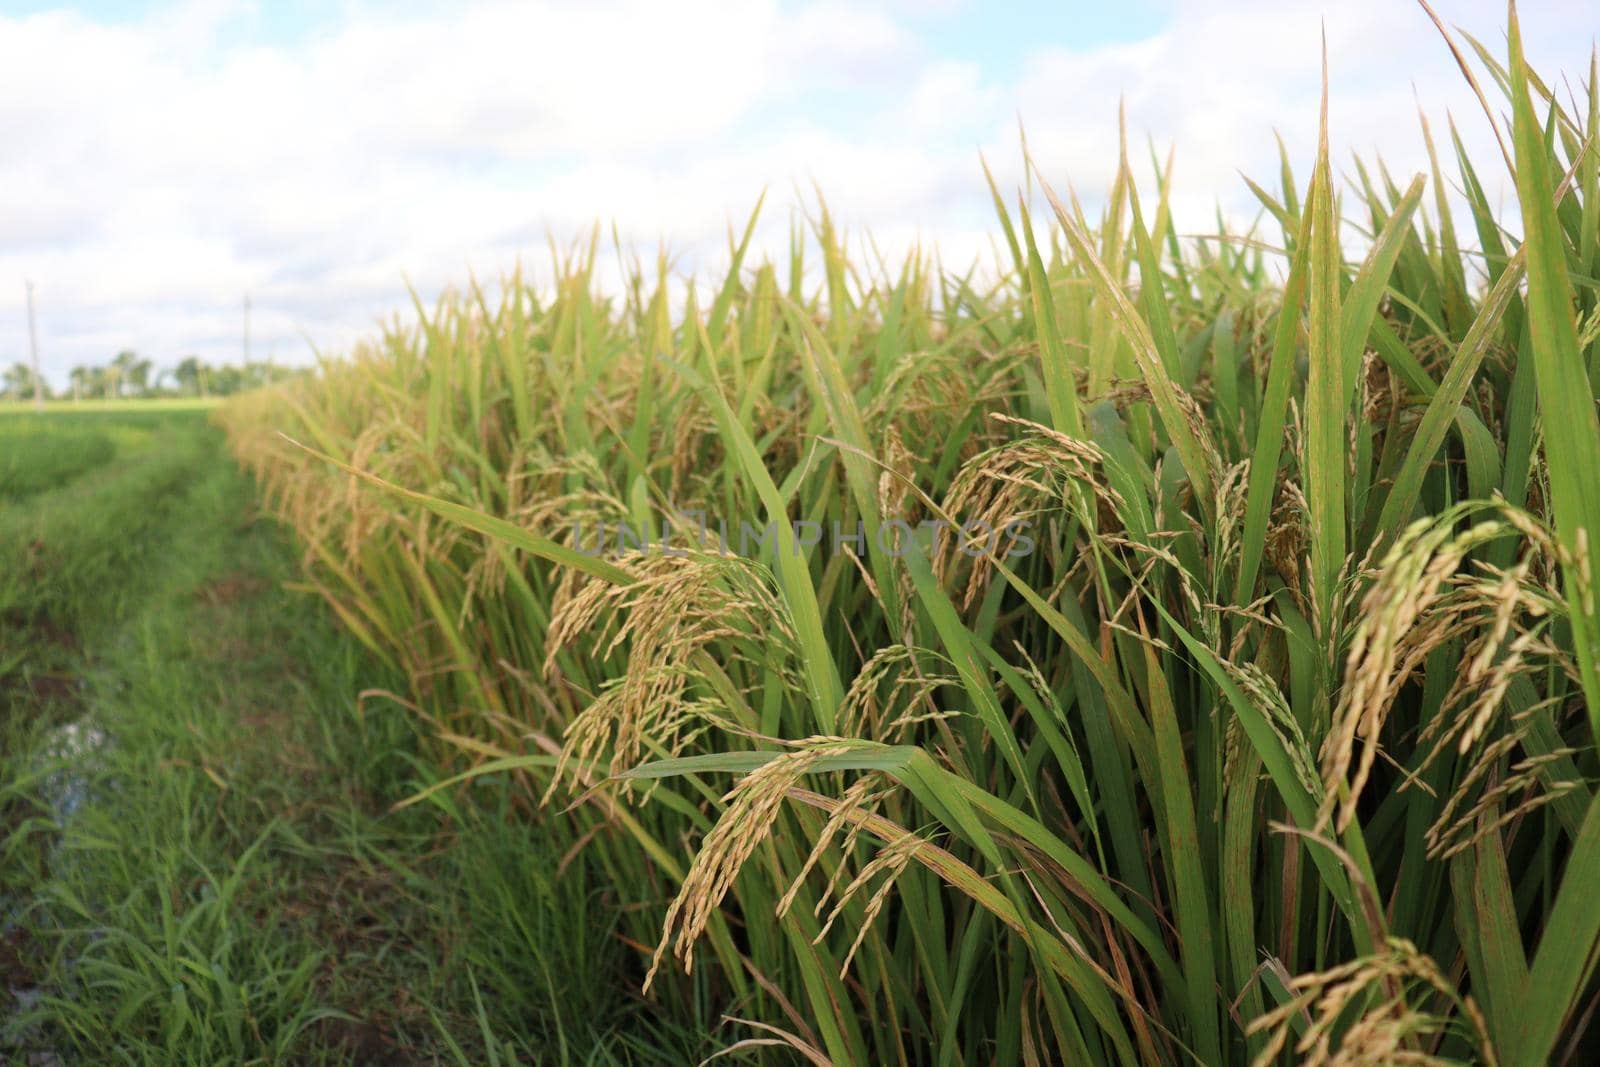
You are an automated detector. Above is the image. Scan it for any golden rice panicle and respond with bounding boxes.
[774,774,891,919]
[1220,658,1320,802]
[543,554,802,799]
[1210,457,1252,594]
[1320,506,1510,830]
[1425,747,1583,860]
[644,741,852,991]
[934,414,1120,610]
[1246,938,1496,1067]
[836,644,957,743]
[812,827,922,980]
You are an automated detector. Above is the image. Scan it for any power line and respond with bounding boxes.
[26,279,42,411]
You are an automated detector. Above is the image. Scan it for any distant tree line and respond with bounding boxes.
[1,350,299,402]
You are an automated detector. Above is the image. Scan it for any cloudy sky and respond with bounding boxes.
[1,0,1594,385]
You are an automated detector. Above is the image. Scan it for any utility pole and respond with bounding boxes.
[243,293,252,365]
[26,280,42,411]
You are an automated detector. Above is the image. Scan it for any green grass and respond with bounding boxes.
[0,396,224,415]
[0,412,713,1063]
[216,13,1600,1064]
[0,421,116,501]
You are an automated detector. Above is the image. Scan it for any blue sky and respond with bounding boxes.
[0,0,1592,384]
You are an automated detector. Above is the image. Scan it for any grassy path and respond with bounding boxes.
[0,412,701,1064]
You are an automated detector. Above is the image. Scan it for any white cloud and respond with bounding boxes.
[902,59,996,135]
[994,1,1594,244]
[1,0,1595,383]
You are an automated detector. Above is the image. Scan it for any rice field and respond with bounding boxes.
[202,12,1600,1065]
[9,7,1600,1064]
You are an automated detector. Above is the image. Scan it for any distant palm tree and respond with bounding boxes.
[91,366,111,400]
[110,350,148,399]
[2,361,42,401]
[172,356,208,397]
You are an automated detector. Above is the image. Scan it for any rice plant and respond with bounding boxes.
[222,8,1600,1062]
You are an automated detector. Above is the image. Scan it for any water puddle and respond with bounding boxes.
[1,715,107,1063]
[39,718,106,823]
